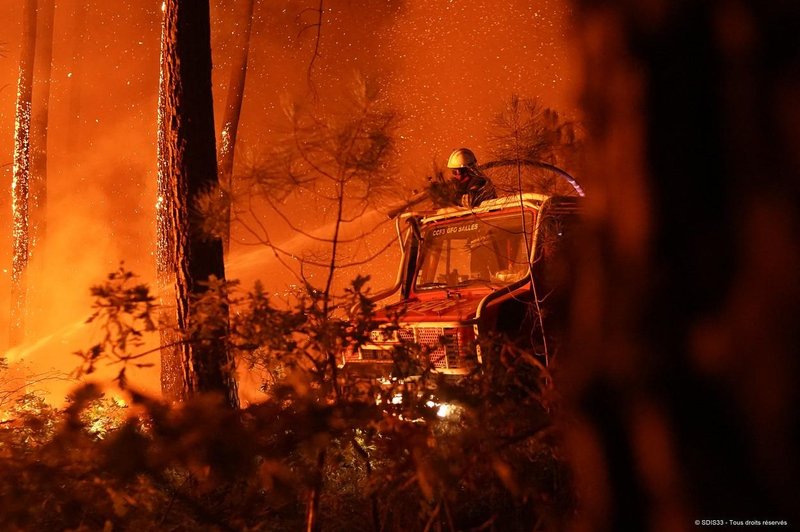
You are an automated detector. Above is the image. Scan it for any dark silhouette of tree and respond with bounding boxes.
[218,0,256,254]
[222,81,398,530]
[567,2,800,529]
[10,0,38,347]
[157,0,238,408]
[228,79,400,301]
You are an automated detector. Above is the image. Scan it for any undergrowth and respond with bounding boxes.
[0,268,573,531]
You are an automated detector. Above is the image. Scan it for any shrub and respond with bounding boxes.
[0,269,573,530]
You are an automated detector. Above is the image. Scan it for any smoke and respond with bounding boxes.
[0,0,161,400]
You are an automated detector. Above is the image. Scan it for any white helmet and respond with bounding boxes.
[446,148,478,169]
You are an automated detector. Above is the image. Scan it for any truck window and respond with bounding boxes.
[415,212,534,290]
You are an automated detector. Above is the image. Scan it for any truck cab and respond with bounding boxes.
[344,192,580,376]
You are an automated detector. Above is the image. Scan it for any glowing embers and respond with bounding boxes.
[378,393,461,420]
[425,399,459,419]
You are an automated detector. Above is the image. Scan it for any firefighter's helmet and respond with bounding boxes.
[446,148,478,169]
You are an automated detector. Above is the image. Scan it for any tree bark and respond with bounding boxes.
[567,2,800,530]
[218,0,256,254]
[10,0,38,347]
[157,0,239,408]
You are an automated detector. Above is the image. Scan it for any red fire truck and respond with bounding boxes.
[343,176,582,377]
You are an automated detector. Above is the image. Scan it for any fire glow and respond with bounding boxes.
[0,0,578,405]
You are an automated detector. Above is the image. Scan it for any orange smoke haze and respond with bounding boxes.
[0,0,579,403]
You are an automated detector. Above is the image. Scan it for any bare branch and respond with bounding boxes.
[0,369,72,408]
[304,0,325,97]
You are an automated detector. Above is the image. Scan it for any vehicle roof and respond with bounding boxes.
[416,192,579,225]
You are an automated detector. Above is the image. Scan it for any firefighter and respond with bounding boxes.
[446,148,497,207]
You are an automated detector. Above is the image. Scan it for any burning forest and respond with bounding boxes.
[1,0,799,530]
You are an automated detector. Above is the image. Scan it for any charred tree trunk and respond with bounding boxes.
[157,0,239,408]
[10,0,38,347]
[567,2,800,530]
[218,0,256,254]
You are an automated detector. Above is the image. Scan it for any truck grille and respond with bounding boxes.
[416,328,462,369]
[352,326,471,370]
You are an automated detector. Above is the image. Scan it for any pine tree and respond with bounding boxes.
[10,0,38,347]
[218,0,256,254]
[157,0,238,408]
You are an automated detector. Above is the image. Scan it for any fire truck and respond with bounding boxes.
[343,166,582,377]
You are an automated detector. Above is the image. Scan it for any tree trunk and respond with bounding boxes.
[218,0,256,254]
[157,0,239,408]
[10,0,38,347]
[28,0,56,334]
[567,2,800,529]
[65,0,87,154]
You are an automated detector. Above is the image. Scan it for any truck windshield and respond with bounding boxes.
[415,212,534,290]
